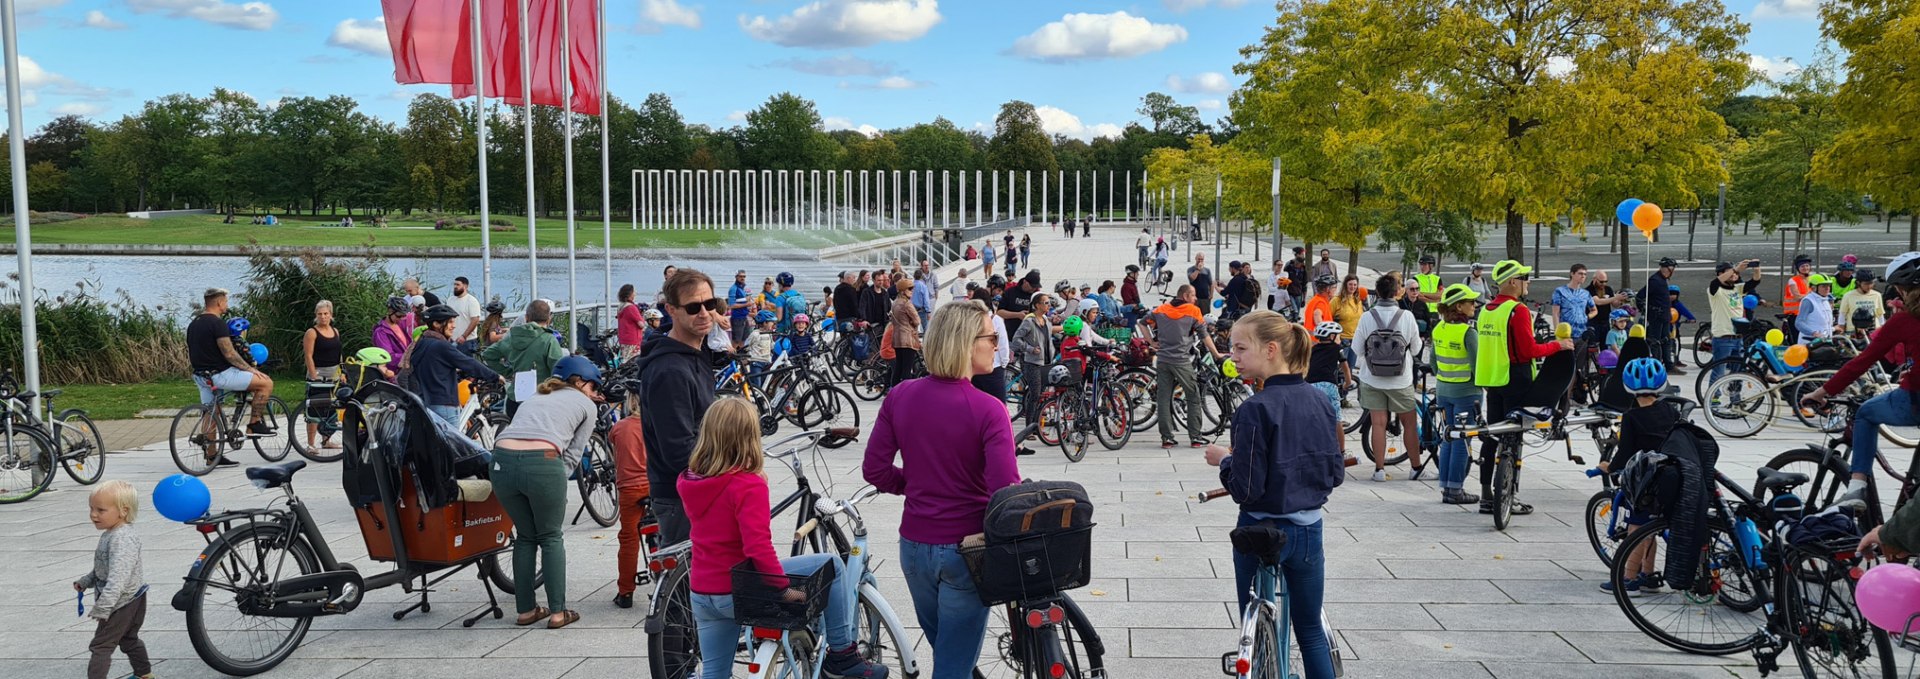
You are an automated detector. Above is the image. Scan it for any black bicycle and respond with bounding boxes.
[170,370,297,476]
[0,370,105,488]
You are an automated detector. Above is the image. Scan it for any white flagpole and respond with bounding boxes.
[3,0,40,403]
[471,0,493,301]
[597,0,611,335]
[561,0,578,351]
[519,0,538,302]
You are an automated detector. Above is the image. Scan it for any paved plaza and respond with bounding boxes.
[0,223,1880,678]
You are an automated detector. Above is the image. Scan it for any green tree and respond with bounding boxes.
[1814,0,1920,248]
[742,92,838,170]
[401,94,473,212]
[1729,63,1859,238]
[634,93,694,169]
[125,93,212,209]
[1137,92,1205,138]
[988,101,1056,211]
[195,87,265,212]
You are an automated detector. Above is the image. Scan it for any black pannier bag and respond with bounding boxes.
[964,480,1096,606]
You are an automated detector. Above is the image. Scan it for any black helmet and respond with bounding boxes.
[986,275,1007,289]
[1419,254,1437,265]
[385,296,410,315]
[1125,264,1139,273]
[776,272,795,287]
[1658,257,1678,268]
[483,300,506,315]
[1315,274,1338,288]
[1795,253,1814,267]
[423,304,460,324]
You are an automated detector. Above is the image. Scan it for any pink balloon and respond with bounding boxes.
[1857,563,1920,634]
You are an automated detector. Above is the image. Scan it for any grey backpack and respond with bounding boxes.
[1363,308,1409,377]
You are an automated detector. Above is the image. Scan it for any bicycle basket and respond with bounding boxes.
[961,525,1095,607]
[731,561,836,631]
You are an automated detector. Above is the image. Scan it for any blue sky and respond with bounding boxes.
[7,0,1825,139]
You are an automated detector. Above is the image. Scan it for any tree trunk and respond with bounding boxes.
[1619,219,1632,285]
[1910,213,1917,251]
[1505,201,1524,261]
[1686,208,1698,260]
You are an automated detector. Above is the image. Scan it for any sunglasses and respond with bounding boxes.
[977,332,1000,344]
[679,298,724,315]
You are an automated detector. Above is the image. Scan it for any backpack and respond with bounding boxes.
[850,332,871,361]
[1362,308,1410,377]
[879,325,897,360]
[1617,450,1679,515]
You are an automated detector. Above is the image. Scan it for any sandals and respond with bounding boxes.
[515,607,549,626]
[547,609,580,629]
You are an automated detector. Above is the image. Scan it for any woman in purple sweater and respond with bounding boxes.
[864,300,1020,679]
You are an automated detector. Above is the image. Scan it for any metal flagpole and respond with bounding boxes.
[1271,159,1282,260]
[519,0,538,302]
[1214,175,1222,268]
[1025,170,1032,224]
[1075,170,1081,220]
[1126,170,1132,222]
[471,0,493,301]
[1186,180,1193,260]
[3,0,40,404]
[597,0,611,335]
[561,0,578,350]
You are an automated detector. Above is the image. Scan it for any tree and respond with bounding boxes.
[1137,92,1204,138]
[26,115,92,171]
[195,87,266,212]
[1729,63,1860,238]
[124,93,212,209]
[633,93,694,169]
[25,161,67,210]
[401,94,473,212]
[988,101,1056,211]
[742,93,838,170]
[1814,0,1920,248]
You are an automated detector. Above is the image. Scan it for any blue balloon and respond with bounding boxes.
[1743,294,1759,310]
[249,342,269,365]
[153,474,211,522]
[1213,298,1225,309]
[1616,199,1644,228]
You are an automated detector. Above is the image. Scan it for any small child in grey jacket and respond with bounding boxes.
[74,480,152,679]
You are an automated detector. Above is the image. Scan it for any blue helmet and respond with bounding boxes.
[1622,358,1667,395]
[776,272,795,287]
[1668,285,1680,293]
[1610,309,1631,321]
[553,355,602,388]
[755,310,777,323]
[227,318,251,335]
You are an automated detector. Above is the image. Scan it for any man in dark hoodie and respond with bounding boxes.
[634,268,720,546]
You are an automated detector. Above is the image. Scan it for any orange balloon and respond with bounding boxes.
[1670,309,1679,323]
[1633,203,1664,232]
[1783,344,1809,368]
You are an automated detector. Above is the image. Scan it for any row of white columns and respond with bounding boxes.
[626,169,1141,230]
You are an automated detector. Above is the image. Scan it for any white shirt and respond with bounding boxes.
[1353,301,1422,390]
[447,291,484,341]
[1135,233,1151,248]
[990,314,1010,368]
[950,277,969,299]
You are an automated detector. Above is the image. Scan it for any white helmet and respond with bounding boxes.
[1887,251,1920,287]
[1313,321,1343,340]
[642,308,663,320]
[1048,364,1073,383]
[1077,298,1100,314]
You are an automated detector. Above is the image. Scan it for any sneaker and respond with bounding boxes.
[1637,575,1665,595]
[1409,465,1430,481]
[1600,578,1640,595]
[1442,489,1479,505]
[214,455,240,468]
[613,592,633,609]
[1190,438,1211,448]
[1015,447,1036,457]
[1838,486,1870,510]
[247,421,277,437]
[1371,468,1388,482]
[1161,439,1178,449]
[824,644,890,678]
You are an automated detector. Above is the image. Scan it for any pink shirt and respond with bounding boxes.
[863,376,1021,545]
[679,470,784,595]
[617,303,645,347]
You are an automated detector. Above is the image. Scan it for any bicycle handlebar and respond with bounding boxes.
[1446,410,1612,439]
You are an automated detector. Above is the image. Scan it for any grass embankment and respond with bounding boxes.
[56,377,312,421]
[30,214,887,250]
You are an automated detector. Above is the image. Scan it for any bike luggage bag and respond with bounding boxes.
[963,480,1096,606]
[304,381,335,421]
[354,468,514,565]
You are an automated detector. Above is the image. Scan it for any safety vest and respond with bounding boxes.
[1433,321,1473,383]
[1416,273,1441,313]
[1832,276,1857,299]
[1784,276,1810,315]
[1475,300,1521,388]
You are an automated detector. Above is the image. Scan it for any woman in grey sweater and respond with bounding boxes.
[492,355,602,629]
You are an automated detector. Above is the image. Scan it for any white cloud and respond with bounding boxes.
[1162,0,1246,11]
[327,17,388,56]
[1749,54,1801,81]
[18,0,68,13]
[50,101,105,116]
[126,0,278,31]
[82,10,127,29]
[1166,71,1231,94]
[1196,99,1221,110]
[740,0,941,49]
[1034,105,1122,140]
[824,116,880,136]
[1011,12,1187,62]
[5,55,114,108]
[1753,0,1818,18]
[876,76,921,89]
[1545,55,1574,77]
[725,110,748,122]
[773,55,895,77]
[637,0,701,32]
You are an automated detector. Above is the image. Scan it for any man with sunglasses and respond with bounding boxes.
[633,268,722,546]
[1472,260,1574,517]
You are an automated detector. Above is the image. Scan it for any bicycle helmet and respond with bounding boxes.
[385,295,410,315]
[1596,348,1619,369]
[423,304,460,324]
[1622,357,1667,395]
[484,300,506,315]
[227,318,250,335]
[552,355,602,388]
[987,275,1007,289]
[1313,321,1343,340]
[1610,308,1632,321]
[793,314,811,325]
[1858,271,1877,284]
[755,310,776,323]
[1315,274,1337,289]
[1077,298,1099,314]
[406,294,426,308]
[1838,261,1857,272]
[1440,283,1479,306]
[1048,364,1073,384]
[1794,253,1814,268]
[1419,254,1437,265]
[1657,257,1678,268]
[1808,273,1833,288]
[354,347,392,365]
[643,308,663,320]
[1063,315,1085,336]
[1491,260,1532,284]
[1886,251,1920,287]
[1055,281,1073,293]
[1843,253,1859,265]
[1125,264,1139,274]
[775,272,795,287]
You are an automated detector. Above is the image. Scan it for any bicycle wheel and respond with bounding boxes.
[55,409,106,485]
[293,402,346,464]
[1584,489,1624,568]
[1703,372,1773,438]
[851,365,887,401]
[1118,368,1157,433]
[183,523,320,676]
[1358,411,1415,467]
[1058,392,1090,463]
[482,541,546,595]
[0,426,55,504]
[1243,601,1284,679]
[579,434,619,528]
[1765,447,1856,522]
[250,397,297,462]
[1608,518,1765,655]
[1789,372,1844,432]
[646,566,703,679]
[1095,388,1131,451]
[1695,357,1747,405]
[1051,595,1107,679]
[1036,394,1065,447]
[1491,447,1517,531]
[854,587,916,677]
[796,384,862,439]
[169,403,222,477]
[1208,380,1253,437]
[1691,324,1714,368]
[1783,548,1896,679]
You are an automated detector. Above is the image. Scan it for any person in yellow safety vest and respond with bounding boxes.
[1429,283,1484,506]
[1783,254,1813,344]
[1472,260,1575,517]
[1414,255,1444,312]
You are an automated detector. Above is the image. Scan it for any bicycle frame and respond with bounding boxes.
[746,486,919,679]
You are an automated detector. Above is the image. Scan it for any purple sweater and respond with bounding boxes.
[863,376,1021,545]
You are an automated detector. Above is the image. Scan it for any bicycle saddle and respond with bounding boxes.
[1754,467,1809,493]
[1504,407,1556,424]
[246,460,308,489]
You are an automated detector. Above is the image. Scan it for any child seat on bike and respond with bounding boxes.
[964,480,1096,606]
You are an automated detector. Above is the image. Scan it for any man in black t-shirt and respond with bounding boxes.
[186,288,277,466]
[1188,254,1215,316]
[997,271,1040,339]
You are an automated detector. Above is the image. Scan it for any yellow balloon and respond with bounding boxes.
[1629,324,1647,339]
[1783,344,1809,368]
[1633,203,1665,232]
[1765,329,1785,346]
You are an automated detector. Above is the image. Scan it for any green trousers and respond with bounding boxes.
[491,447,569,613]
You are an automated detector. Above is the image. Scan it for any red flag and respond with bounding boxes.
[454,0,600,115]
[381,0,475,86]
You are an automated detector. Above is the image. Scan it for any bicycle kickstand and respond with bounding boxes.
[463,566,506,628]
[569,502,590,526]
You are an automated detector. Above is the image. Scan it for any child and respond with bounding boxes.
[1306,321,1352,457]
[1204,311,1343,679]
[1606,310,1633,352]
[746,312,776,369]
[1600,358,1680,596]
[1668,286,1696,323]
[1429,284,1483,505]
[679,399,887,679]
[788,314,816,357]
[1797,274,1837,344]
[75,480,152,679]
[610,389,648,609]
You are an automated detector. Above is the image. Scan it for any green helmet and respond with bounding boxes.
[1063,315,1085,336]
[1440,283,1481,306]
[355,347,392,365]
[1807,273,1833,288]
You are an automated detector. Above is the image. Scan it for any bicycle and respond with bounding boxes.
[1040,353,1133,461]
[1765,393,1920,533]
[1447,406,1611,531]
[0,370,105,487]
[1354,364,1441,468]
[1195,488,1345,679]
[964,527,1107,679]
[169,371,297,476]
[565,399,621,528]
[0,383,62,505]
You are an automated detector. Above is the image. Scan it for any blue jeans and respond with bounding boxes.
[427,405,462,429]
[690,553,856,679]
[1232,514,1334,679]
[1709,336,1741,383]
[1436,393,1482,491]
[1850,389,1920,476]
[900,538,990,679]
[1340,340,1356,371]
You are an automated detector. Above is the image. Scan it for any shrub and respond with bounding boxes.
[432,217,515,232]
[0,278,187,385]
[0,211,87,225]
[233,250,402,376]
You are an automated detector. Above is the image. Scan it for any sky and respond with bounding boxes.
[4,0,1826,140]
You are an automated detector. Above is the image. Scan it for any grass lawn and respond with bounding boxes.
[30,213,893,250]
[56,376,312,421]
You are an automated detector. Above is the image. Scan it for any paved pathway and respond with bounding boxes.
[0,223,1889,678]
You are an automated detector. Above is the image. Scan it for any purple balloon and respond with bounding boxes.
[1596,349,1619,369]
